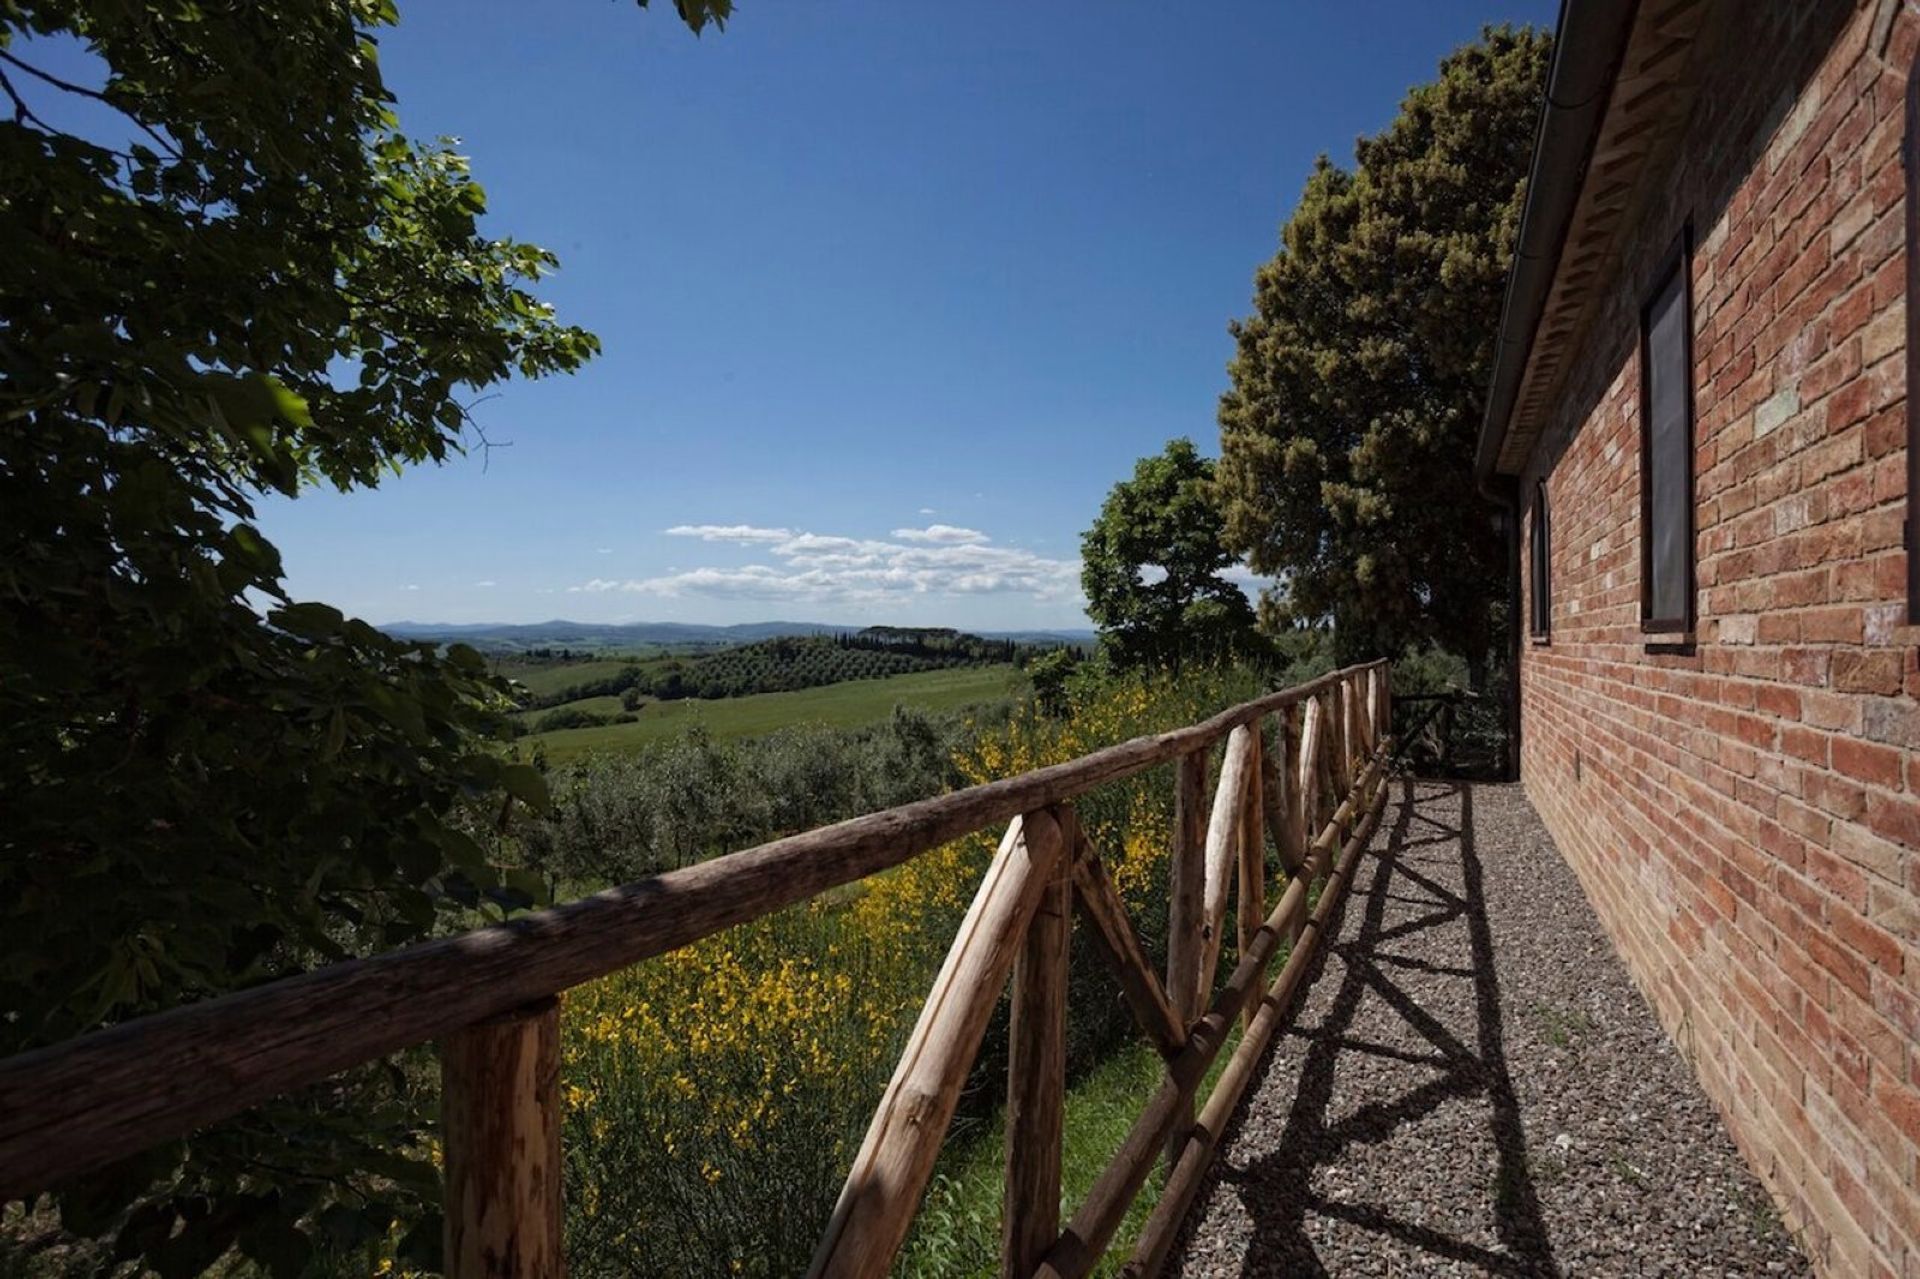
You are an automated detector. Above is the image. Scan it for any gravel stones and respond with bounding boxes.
[1168,779,1809,1278]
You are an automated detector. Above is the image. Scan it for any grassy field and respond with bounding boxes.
[518,694,627,725]
[500,658,647,700]
[522,665,1022,763]
[900,1027,1246,1275]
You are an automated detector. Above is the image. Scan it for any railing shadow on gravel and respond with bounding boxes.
[1195,779,1563,1278]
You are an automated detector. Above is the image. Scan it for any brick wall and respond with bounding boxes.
[1517,3,1920,1274]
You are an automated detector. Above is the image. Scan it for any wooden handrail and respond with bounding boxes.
[803,662,1395,1279]
[0,658,1383,1201]
[2,657,1396,1279]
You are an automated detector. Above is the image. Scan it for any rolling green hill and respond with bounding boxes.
[521,665,1021,764]
[503,659,647,700]
[630,632,1022,701]
[498,627,1065,713]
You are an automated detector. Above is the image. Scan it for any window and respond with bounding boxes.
[1640,228,1695,634]
[1906,54,1919,621]
[1528,480,1551,640]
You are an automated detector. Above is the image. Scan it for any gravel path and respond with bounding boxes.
[1168,779,1809,1278]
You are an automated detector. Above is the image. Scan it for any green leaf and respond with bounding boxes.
[270,602,345,638]
[504,865,551,906]
[497,763,551,815]
[259,375,313,429]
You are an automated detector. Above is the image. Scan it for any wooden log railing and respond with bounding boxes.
[0,658,1392,1279]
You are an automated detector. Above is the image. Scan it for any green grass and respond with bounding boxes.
[899,1026,1245,1277]
[501,658,647,699]
[1531,1002,1594,1049]
[522,665,1022,763]
[515,694,629,727]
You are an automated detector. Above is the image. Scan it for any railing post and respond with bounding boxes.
[1352,670,1373,760]
[1279,705,1308,946]
[1235,729,1265,1030]
[1295,696,1324,856]
[440,997,563,1279]
[1381,664,1393,764]
[1198,726,1256,999]
[1004,811,1072,1276]
[1364,667,1381,750]
[1321,693,1343,823]
[810,809,1065,1279]
[1330,683,1353,799]
[1257,716,1289,873]
[1164,747,1208,1164]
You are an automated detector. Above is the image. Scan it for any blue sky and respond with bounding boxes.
[254,0,1556,630]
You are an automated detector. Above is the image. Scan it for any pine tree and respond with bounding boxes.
[1215,26,1550,674]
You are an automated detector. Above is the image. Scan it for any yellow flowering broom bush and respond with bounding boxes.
[558,667,1268,1276]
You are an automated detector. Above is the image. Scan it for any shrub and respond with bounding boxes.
[518,706,975,890]
[553,666,1270,1274]
[561,904,905,1277]
[534,706,616,732]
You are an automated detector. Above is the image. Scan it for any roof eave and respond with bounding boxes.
[1475,0,1640,484]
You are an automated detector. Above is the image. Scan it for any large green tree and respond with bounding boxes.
[1082,438,1256,672]
[0,1,722,1271]
[1215,27,1549,675]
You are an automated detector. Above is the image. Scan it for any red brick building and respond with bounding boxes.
[1476,1,1920,1272]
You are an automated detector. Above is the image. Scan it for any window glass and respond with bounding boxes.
[1906,58,1919,621]
[1642,242,1693,631]
[1529,482,1550,639]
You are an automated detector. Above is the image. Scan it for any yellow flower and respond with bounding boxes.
[554,669,1246,1265]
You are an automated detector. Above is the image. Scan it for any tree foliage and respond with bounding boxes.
[0,0,713,1271]
[1214,27,1550,670]
[1081,438,1255,672]
[521,706,982,889]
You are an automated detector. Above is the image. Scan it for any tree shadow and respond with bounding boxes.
[1197,778,1559,1277]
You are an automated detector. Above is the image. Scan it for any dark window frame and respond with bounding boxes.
[1528,479,1551,641]
[1639,225,1697,636]
[1905,53,1919,623]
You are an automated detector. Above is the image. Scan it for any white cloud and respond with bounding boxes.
[403,584,421,592]
[1220,562,1275,603]
[573,522,1081,607]
[890,524,989,545]
[773,533,871,557]
[620,565,819,600]
[664,524,795,544]
[596,547,614,555]
[918,507,937,515]
[474,580,497,588]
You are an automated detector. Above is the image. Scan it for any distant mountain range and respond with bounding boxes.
[382,619,1096,652]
